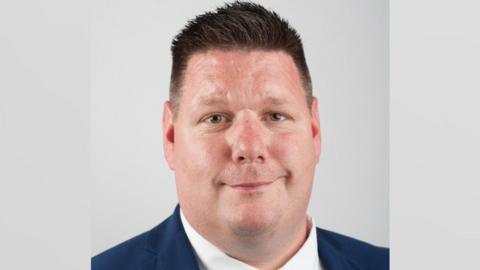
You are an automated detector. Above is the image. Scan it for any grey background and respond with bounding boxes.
[91,0,388,255]
[0,1,90,269]
[3,0,480,269]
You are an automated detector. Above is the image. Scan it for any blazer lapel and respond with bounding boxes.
[139,205,200,270]
[316,228,363,270]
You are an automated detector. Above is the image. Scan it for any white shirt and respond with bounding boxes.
[180,209,323,270]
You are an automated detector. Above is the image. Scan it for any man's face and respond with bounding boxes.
[163,49,320,238]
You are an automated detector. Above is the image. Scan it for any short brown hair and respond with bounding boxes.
[169,1,312,114]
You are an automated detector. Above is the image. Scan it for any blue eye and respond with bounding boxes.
[206,114,228,124]
[269,112,286,121]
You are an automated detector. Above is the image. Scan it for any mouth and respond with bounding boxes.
[228,181,274,191]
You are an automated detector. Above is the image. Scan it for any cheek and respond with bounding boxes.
[174,133,229,210]
[271,131,316,205]
[271,131,316,172]
[174,133,229,180]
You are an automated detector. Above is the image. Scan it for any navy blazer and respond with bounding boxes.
[92,206,389,269]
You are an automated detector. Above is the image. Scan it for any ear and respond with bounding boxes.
[310,97,321,163]
[163,101,175,170]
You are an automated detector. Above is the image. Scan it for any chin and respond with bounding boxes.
[223,202,282,237]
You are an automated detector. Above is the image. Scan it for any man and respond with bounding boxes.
[92,1,389,269]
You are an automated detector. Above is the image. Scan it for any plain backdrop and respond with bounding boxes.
[2,0,480,269]
[0,1,90,269]
[91,0,388,256]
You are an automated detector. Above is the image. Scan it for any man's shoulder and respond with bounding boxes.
[91,214,176,270]
[91,229,153,270]
[91,206,200,270]
[316,227,389,269]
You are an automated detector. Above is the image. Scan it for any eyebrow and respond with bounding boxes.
[262,96,290,106]
[197,95,290,107]
[198,96,227,106]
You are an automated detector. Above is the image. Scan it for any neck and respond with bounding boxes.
[211,216,309,269]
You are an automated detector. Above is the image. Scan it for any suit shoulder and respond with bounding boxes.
[91,230,155,270]
[91,208,184,270]
[317,228,389,269]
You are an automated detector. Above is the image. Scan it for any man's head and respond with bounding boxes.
[163,1,321,247]
[169,1,312,117]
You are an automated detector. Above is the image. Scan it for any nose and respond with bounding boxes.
[226,112,269,165]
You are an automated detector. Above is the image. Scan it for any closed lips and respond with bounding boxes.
[230,182,273,188]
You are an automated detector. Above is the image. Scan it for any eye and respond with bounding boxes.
[205,114,229,124]
[269,112,287,121]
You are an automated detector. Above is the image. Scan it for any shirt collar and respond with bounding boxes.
[180,208,322,270]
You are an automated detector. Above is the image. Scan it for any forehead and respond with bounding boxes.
[180,49,306,106]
